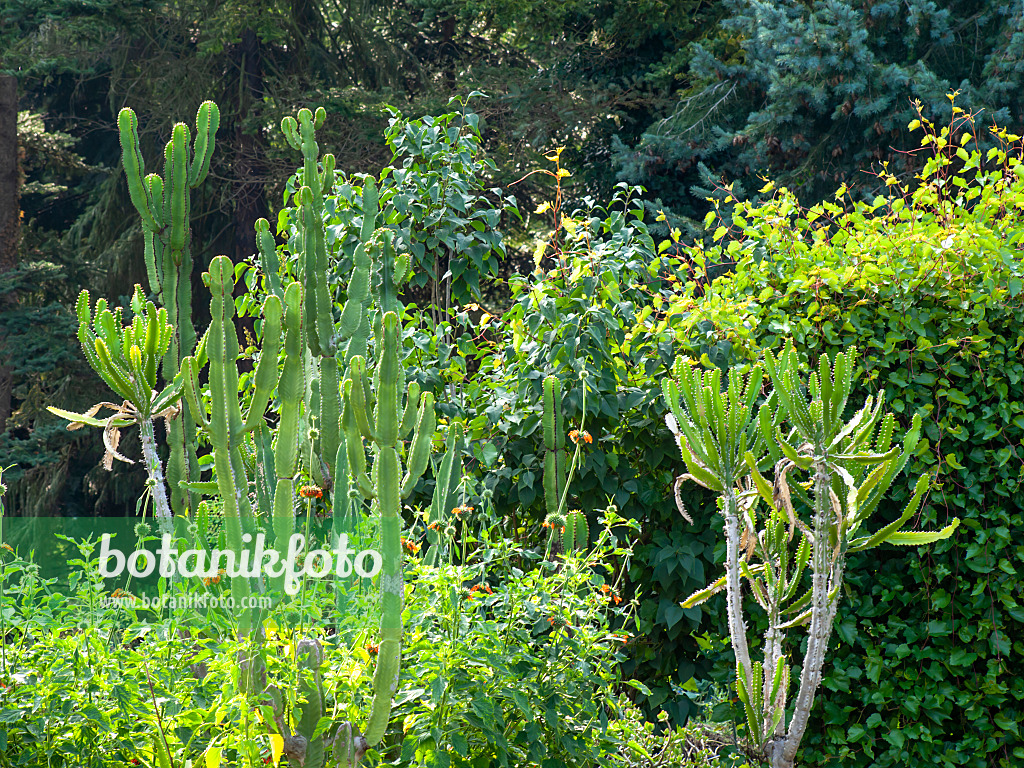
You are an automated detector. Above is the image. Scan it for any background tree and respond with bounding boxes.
[613,0,1024,233]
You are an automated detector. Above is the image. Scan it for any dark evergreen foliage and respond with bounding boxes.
[614,0,1024,232]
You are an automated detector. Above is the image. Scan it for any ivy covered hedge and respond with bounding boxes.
[667,112,1024,766]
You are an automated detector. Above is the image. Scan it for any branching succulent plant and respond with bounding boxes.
[665,345,959,768]
[184,107,458,767]
[48,287,183,531]
[118,101,219,517]
[50,102,462,767]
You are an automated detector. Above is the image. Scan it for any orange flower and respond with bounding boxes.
[366,643,379,655]
[612,594,622,605]
[452,505,474,517]
[428,522,441,532]
[569,429,593,445]
[401,537,420,554]
[1,543,12,553]
[299,485,323,499]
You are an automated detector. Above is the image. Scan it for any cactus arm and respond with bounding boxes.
[167,124,191,264]
[243,295,283,433]
[188,101,219,188]
[204,256,254,629]
[347,357,376,441]
[342,379,373,498]
[319,153,335,195]
[142,218,161,297]
[117,107,161,231]
[281,115,300,150]
[256,218,283,299]
[293,639,326,767]
[266,285,301,595]
[374,315,401,448]
[400,391,433,498]
[319,357,342,477]
[298,187,323,356]
[295,109,322,201]
[180,357,210,430]
[399,382,421,439]
[276,282,304,479]
[363,314,406,745]
[337,244,368,337]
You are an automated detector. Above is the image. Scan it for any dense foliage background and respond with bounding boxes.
[1,2,1023,766]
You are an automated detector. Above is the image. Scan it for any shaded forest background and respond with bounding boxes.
[1,0,1022,521]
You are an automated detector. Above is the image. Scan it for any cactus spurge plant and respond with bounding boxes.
[118,101,219,518]
[177,106,455,767]
[48,287,183,531]
[665,345,959,768]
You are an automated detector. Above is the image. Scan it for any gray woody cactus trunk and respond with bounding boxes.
[664,346,958,768]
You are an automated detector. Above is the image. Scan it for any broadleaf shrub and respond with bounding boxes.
[401,181,730,723]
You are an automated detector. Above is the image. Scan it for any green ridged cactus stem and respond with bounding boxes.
[542,376,568,522]
[278,107,370,494]
[292,637,326,768]
[561,510,588,553]
[180,256,295,636]
[48,286,183,531]
[118,101,220,518]
[340,311,438,748]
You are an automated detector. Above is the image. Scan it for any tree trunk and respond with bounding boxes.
[231,28,267,371]
[0,75,20,437]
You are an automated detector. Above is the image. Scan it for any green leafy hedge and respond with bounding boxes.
[667,113,1024,766]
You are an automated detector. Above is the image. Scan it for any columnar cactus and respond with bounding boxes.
[542,375,568,522]
[118,101,220,517]
[184,107,457,766]
[180,257,297,635]
[63,100,465,768]
[48,286,183,531]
